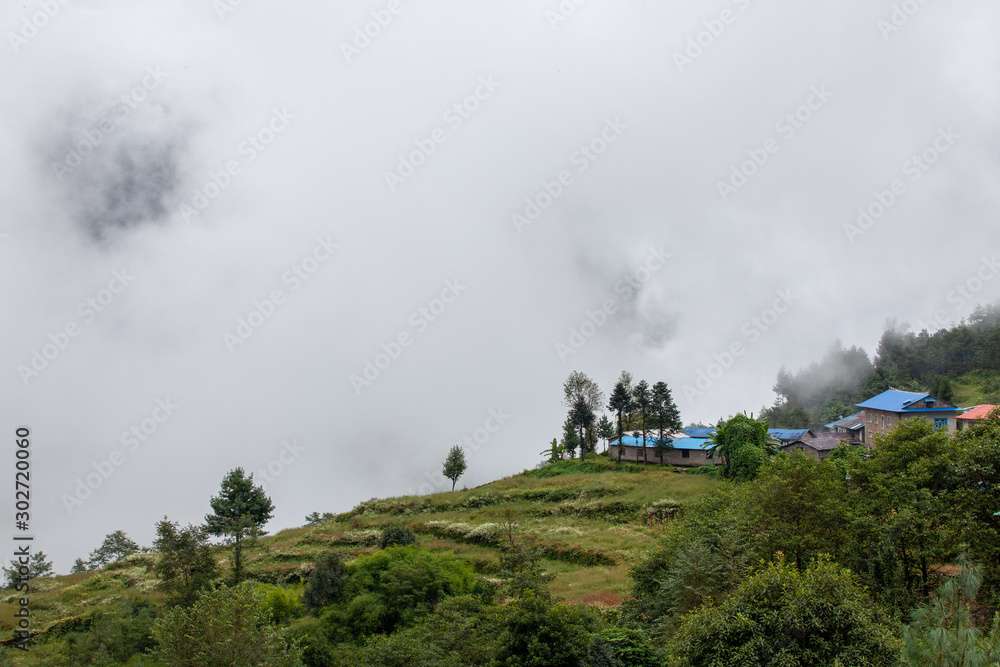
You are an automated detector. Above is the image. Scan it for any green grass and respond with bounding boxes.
[951,370,1000,406]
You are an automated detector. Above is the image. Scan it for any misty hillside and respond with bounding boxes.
[763,302,1000,427]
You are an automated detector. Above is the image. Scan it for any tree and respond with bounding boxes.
[901,551,1000,665]
[929,375,955,403]
[631,380,653,451]
[667,557,900,666]
[70,558,90,574]
[151,582,302,666]
[747,452,850,568]
[608,373,634,462]
[3,551,53,588]
[304,512,335,525]
[651,381,682,464]
[562,370,604,413]
[204,468,274,584]
[497,508,553,600]
[706,413,774,481]
[597,415,615,453]
[561,417,579,459]
[302,551,346,611]
[442,444,468,491]
[88,530,140,568]
[153,517,219,606]
[570,395,596,459]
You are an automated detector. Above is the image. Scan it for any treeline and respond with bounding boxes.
[764,301,1000,427]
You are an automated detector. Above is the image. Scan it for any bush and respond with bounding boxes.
[60,599,158,665]
[358,595,501,667]
[494,592,594,667]
[321,546,479,639]
[666,557,900,666]
[586,627,665,667]
[151,582,302,666]
[379,524,418,549]
[259,583,304,623]
[303,551,346,611]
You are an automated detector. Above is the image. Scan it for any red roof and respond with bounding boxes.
[957,405,1000,421]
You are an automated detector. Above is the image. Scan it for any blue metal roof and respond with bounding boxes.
[856,390,930,412]
[683,427,716,438]
[767,429,813,441]
[830,411,865,428]
[616,435,711,450]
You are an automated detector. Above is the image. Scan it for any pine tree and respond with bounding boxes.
[3,551,53,588]
[204,468,274,584]
[442,445,468,491]
[652,382,682,464]
[901,551,1000,665]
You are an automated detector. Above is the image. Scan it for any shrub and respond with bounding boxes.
[379,524,418,549]
[322,546,479,639]
[151,582,302,666]
[495,592,594,666]
[586,627,665,667]
[666,557,899,666]
[303,551,346,611]
[259,583,304,623]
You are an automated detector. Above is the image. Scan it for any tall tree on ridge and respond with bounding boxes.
[571,395,596,459]
[608,372,634,461]
[204,468,274,584]
[652,381,682,464]
[632,380,653,452]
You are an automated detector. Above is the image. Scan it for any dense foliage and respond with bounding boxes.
[666,557,900,666]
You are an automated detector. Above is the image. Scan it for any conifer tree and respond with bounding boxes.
[204,468,274,584]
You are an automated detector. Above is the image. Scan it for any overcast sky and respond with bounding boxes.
[2,0,998,571]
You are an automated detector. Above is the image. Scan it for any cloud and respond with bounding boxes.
[1,0,998,570]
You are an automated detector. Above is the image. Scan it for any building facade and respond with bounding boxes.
[856,389,960,442]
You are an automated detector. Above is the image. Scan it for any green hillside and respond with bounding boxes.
[0,456,715,664]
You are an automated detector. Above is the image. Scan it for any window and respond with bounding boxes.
[681,450,690,458]
[934,418,947,430]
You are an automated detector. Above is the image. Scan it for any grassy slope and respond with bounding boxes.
[1,456,716,663]
[949,370,1000,407]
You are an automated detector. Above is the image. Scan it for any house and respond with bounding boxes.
[781,435,850,460]
[607,434,719,467]
[767,428,816,444]
[824,411,866,444]
[955,404,1000,430]
[683,426,717,438]
[856,389,961,442]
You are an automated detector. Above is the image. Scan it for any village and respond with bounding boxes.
[607,388,1000,467]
